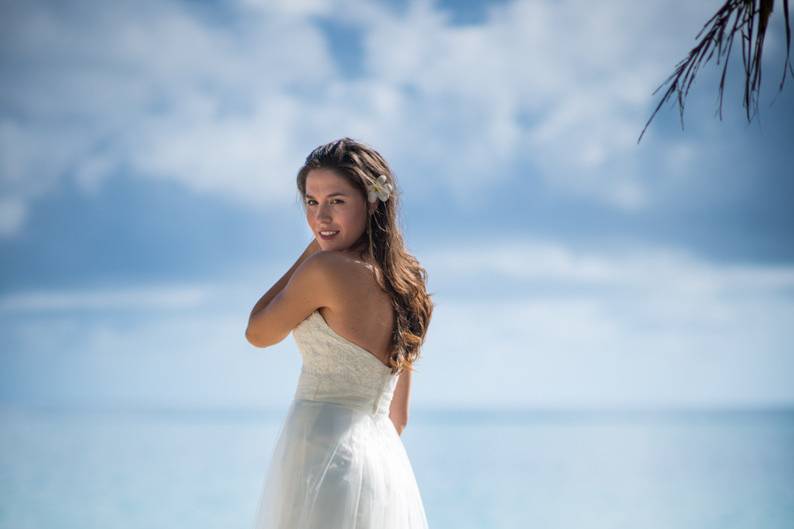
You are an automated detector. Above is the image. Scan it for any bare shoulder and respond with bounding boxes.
[298,250,372,302]
[245,250,350,348]
[301,250,362,279]
[310,250,373,274]
[313,250,390,304]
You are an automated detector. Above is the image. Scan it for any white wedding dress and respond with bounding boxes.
[251,309,430,529]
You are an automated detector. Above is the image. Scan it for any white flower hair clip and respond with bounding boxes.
[366,174,393,203]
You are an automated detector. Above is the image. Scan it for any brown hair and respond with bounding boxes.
[296,137,434,375]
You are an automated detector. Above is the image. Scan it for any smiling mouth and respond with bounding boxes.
[319,230,339,239]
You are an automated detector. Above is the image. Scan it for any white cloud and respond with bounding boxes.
[0,0,338,231]
[0,284,212,312]
[415,238,794,408]
[236,0,334,17]
[3,237,792,409]
[0,0,762,237]
[0,195,27,237]
[422,238,794,293]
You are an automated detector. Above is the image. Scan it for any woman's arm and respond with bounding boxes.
[389,367,413,435]
[246,239,321,334]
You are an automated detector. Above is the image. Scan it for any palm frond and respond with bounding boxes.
[637,0,793,144]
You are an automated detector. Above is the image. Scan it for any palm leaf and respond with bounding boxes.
[637,0,793,143]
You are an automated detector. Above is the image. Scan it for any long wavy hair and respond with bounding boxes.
[296,137,434,375]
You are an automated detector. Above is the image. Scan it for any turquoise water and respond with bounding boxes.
[1,405,792,529]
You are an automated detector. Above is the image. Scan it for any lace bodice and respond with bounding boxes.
[292,310,400,417]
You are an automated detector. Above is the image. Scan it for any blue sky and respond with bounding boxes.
[1,0,793,411]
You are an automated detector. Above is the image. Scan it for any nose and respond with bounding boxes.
[315,202,332,222]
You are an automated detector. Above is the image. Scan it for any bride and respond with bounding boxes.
[246,137,434,528]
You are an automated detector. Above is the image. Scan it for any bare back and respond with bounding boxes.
[318,252,395,366]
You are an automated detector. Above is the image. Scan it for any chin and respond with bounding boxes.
[320,242,339,251]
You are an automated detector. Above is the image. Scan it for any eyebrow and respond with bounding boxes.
[305,192,349,198]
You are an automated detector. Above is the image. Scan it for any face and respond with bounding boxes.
[304,168,373,253]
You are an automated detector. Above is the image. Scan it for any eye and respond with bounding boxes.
[305,198,344,205]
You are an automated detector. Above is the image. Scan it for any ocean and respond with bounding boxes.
[1,405,792,529]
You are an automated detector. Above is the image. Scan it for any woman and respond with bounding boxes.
[246,137,434,529]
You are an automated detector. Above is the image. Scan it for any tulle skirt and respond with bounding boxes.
[251,398,429,529]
